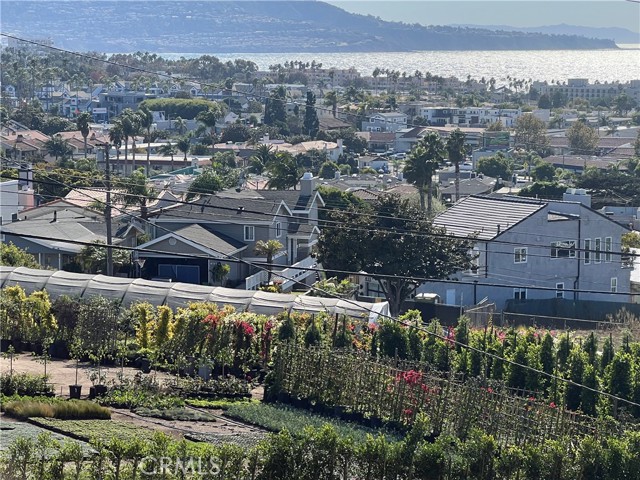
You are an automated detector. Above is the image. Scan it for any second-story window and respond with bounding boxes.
[594,238,601,263]
[584,239,591,264]
[514,247,527,264]
[275,222,282,238]
[551,240,576,259]
[604,237,612,262]
[244,225,255,242]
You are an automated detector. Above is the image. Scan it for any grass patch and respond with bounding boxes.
[29,418,158,443]
[224,402,401,444]
[185,397,256,409]
[0,421,91,452]
[4,399,111,420]
[134,407,217,422]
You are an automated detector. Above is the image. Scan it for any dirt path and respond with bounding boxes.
[0,353,175,396]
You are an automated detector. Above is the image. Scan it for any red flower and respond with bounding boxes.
[202,313,220,328]
[487,387,493,393]
[402,408,413,416]
[549,402,556,409]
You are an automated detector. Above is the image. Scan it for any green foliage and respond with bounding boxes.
[477,151,514,180]
[567,121,600,155]
[0,242,39,268]
[0,285,31,342]
[318,160,339,179]
[4,399,111,420]
[0,373,52,396]
[531,161,556,182]
[403,131,444,212]
[186,167,225,200]
[135,406,216,422]
[622,232,640,249]
[378,320,409,359]
[514,113,549,153]
[139,98,214,119]
[304,319,323,347]
[518,181,567,199]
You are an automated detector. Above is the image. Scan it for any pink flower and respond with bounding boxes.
[487,387,493,393]
[402,408,413,416]
[549,402,556,409]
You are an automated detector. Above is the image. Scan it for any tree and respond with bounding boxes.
[446,128,466,203]
[265,152,302,190]
[404,131,444,213]
[108,119,124,172]
[75,111,92,159]
[45,135,73,163]
[115,169,157,220]
[485,120,503,131]
[263,86,287,126]
[323,90,339,118]
[254,239,283,283]
[537,94,551,109]
[514,113,549,153]
[176,136,191,164]
[249,144,276,175]
[0,242,39,268]
[303,91,320,138]
[158,142,177,172]
[530,162,556,182]
[318,161,339,179]
[186,168,224,201]
[317,194,473,316]
[613,93,636,116]
[196,103,225,141]
[118,109,139,172]
[220,123,250,144]
[567,121,599,155]
[477,152,513,180]
[77,241,130,274]
[137,105,154,176]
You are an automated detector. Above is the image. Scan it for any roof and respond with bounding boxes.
[434,195,546,240]
[440,177,496,196]
[170,224,246,255]
[319,116,351,130]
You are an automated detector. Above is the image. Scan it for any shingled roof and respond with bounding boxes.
[434,195,545,240]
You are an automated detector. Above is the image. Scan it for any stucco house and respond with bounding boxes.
[416,191,632,309]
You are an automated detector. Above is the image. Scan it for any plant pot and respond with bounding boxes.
[0,339,11,352]
[69,385,82,399]
[91,384,108,398]
[198,365,212,381]
[140,358,151,374]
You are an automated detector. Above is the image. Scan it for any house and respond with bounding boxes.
[0,201,138,271]
[416,191,631,309]
[361,112,408,133]
[0,130,49,161]
[136,173,324,289]
[356,131,396,152]
[357,155,389,172]
[439,176,496,203]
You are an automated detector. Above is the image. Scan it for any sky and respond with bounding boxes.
[326,1,640,32]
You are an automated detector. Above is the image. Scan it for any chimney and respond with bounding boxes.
[262,134,269,143]
[334,170,341,180]
[300,172,315,196]
[51,211,57,223]
[337,138,343,151]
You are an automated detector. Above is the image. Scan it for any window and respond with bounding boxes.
[467,247,480,275]
[244,225,255,242]
[594,238,601,263]
[584,239,591,265]
[611,277,617,293]
[556,283,564,299]
[514,247,527,264]
[275,222,282,238]
[551,240,576,259]
[514,288,527,300]
[604,237,612,262]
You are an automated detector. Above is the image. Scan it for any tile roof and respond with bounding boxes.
[434,195,545,240]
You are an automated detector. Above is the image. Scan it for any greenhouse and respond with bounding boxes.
[0,266,389,321]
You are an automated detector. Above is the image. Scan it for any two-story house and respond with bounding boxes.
[416,192,631,309]
[361,112,408,133]
[136,174,324,289]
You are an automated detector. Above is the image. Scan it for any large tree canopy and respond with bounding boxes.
[316,194,473,316]
[514,113,549,154]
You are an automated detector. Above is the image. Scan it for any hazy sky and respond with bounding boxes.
[326,1,640,32]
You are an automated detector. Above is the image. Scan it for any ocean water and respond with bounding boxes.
[166,46,640,83]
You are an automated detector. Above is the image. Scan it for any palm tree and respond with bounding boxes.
[446,129,467,203]
[158,142,177,172]
[404,131,445,214]
[108,119,124,173]
[254,239,284,283]
[176,136,191,165]
[323,91,339,118]
[196,103,225,143]
[75,111,92,159]
[265,152,302,190]
[137,105,154,176]
[173,116,187,135]
[45,135,73,163]
[249,144,275,176]
[118,109,138,174]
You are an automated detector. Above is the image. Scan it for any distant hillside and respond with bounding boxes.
[1,1,618,53]
[454,23,640,44]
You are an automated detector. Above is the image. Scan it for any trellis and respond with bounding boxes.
[271,344,620,446]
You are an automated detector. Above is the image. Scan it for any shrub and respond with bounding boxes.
[0,373,52,396]
[4,399,111,420]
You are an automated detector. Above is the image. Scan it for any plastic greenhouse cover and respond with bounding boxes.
[122,278,171,306]
[165,283,217,309]
[2,267,54,293]
[43,271,92,298]
[291,295,340,314]
[248,290,297,315]
[83,274,132,302]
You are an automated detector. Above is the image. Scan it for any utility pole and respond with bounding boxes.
[100,142,114,276]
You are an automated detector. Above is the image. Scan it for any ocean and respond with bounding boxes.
[164,46,640,84]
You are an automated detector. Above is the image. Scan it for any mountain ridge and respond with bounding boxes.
[1,1,618,53]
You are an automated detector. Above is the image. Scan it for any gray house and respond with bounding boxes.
[137,174,324,289]
[416,192,632,309]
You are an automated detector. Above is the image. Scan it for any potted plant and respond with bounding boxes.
[68,342,83,399]
[88,348,108,398]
